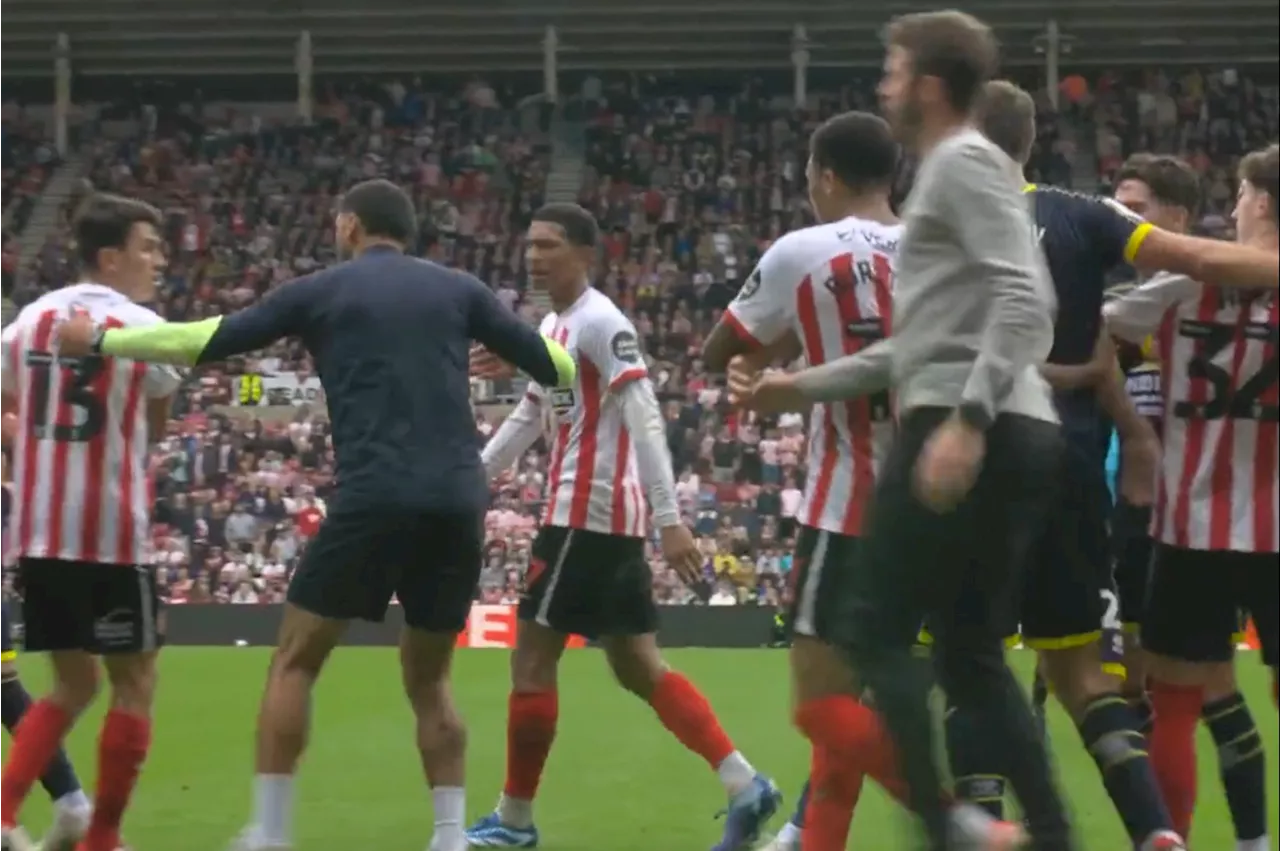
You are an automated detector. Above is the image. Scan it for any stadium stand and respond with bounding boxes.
[1,3,1277,613]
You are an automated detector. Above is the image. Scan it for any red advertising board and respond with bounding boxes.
[455,604,587,649]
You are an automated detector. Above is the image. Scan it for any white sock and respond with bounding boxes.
[1238,837,1271,851]
[54,789,92,814]
[431,786,466,846]
[496,793,534,829]
[252,773,294,845]
[776,820,801,845]
[949,803,998,842]
[716,750,756,797]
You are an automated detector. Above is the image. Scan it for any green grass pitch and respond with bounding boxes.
[11,648,1278,849]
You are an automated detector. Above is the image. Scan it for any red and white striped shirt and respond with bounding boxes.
[724,217,901,537]
[1,284,183,565]
[1105,273,1279,553]
[535,288,650,537]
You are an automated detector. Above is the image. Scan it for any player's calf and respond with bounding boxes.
[945,699,1007,820]
[1,663,89,817]
[80,652,156,851]
[239,604,346,851]
[789,636,878,850]
[602,633,758,794]
[602,632,780,850]
[1201,685,1268,850]
[483,619,566,836]
[401,627,468,851]
[1121,630,1155,736]
[1,652,97,833]
[1038,642,1177,847]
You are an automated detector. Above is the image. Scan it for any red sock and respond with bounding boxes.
[83,708,151,851]
[0,699,73,827]
[794,695,910,807]
[649,671,736,768]
[801,744,863,851]
[1147,680,1201,839]
[504,690,558,801]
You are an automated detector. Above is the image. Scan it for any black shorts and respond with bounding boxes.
[1111,499,1154,628]
[840,409,1062,656]
[1019,447,1124,669]
[1142,544,1279,667]
[520,525,657,640]
[2,598,16,663]
[287,509,483,632]
[17,558,164,654]
[788,525,861,644]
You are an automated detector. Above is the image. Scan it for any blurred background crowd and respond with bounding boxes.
[3,61,1277,611]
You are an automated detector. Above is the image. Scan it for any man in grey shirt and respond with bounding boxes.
[734,12,1073,851]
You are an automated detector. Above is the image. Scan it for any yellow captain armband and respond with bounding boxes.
[542,334,577,388]
[1123,222,1155,264]
[1140,336,1155,360]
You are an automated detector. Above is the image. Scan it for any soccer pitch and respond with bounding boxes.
[12,648,1278,849]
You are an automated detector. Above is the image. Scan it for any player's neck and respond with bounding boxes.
[915,111,970,158]
[832,196,897,226]
[550,280,590,313]
[352,238,403,256]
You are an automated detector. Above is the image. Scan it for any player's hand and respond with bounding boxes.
[660,524,703,586]
[913,414,985,513]
[470,344,515,379]
[1118,435,1160,507]
[55,310,96,358]
[729,361,805,413]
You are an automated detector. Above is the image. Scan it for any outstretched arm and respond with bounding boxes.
[1086,197,1278,291]
[83,278,318,367]
[468,279,575,389]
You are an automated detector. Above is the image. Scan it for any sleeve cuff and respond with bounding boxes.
[722,309,764,349]
[609,367,648,392]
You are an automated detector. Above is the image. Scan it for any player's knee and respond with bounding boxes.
[48,651,102,714]
[1145,652,1217,689]
[103,652,157,715]
[400,628,457,695]
[510,621,566,692]
[1200,660,1238,703]
[1037,645,1121,715]
[602,635,666,699]
[790,637,858,707]
[1120,635,1147,695]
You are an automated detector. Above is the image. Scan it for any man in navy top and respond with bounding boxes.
[58,178,576,851]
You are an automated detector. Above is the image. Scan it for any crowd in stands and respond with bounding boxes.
[2,67,1277,610]
[2,120,61,299]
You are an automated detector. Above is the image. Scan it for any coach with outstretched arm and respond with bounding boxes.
[55,179,576,851]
